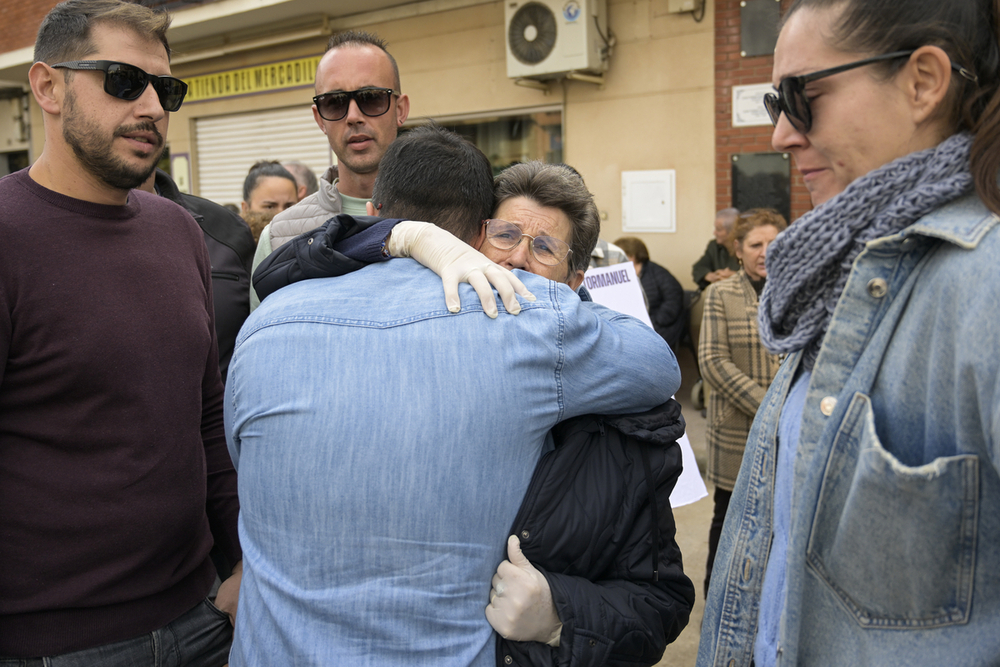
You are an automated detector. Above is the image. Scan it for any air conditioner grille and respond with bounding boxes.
[508,2,558,65]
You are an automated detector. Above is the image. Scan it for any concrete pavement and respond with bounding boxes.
[657,344,714,667]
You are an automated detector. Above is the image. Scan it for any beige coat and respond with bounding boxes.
[698,270,782,490]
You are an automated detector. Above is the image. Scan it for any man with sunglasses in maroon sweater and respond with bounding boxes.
[0,1,241,664]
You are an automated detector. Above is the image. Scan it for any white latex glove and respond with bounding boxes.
[485,535,563,646]
[387,220,535,318]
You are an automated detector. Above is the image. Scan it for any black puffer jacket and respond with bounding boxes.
[155,169,254,383]
[639,261,686,353]
[499,399,695,667]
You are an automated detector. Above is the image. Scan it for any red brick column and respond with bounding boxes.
[0,0,61,54]
[715,0,810,221]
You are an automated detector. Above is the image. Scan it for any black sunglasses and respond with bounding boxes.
[313,88,396,122]
[763,51,917,134]
[764,50,978,134]
[52,60,188,112]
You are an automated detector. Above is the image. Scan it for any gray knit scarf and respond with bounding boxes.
[758,132,974,369]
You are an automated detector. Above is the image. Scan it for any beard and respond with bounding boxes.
[334,147,381,177]
[62,89,165,192]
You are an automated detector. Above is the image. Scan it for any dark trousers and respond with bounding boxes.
[705,486,733,598]
[0,599,232,667]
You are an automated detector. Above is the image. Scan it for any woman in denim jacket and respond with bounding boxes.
[698,0,1000,666]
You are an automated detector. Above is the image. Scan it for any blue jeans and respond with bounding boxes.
[0,600,232,667]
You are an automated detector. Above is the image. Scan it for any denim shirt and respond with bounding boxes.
[225,260,680,666]
[698,192,1000,667]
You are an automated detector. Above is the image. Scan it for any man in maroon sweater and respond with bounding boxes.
[0,1,241,664]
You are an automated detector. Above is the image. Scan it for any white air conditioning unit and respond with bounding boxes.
[505,0,609,80]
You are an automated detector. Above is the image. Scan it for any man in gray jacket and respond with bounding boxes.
[250,29,408,308]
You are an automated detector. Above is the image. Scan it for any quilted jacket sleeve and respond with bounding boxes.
[252,215,400,302]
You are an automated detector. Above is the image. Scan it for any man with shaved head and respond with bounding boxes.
[250,30,409,308]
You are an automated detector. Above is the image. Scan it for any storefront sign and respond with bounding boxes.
[184,56,322,103]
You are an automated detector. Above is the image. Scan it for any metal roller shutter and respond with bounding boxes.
[194,105,333,206]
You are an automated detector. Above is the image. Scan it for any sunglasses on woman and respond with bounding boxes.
[312,88,396,122]
[52,60,188,112]
[764,50,978,134]
[763,51,917,134]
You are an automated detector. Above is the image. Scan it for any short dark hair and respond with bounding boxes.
[243,161,298,203]
[34,0,172,65]
[371,124,494,244]
[494,162,601,275]
[326,30,401,92]
[731,208,788,248]
[783,0,1000,214]
[613,237,650,265]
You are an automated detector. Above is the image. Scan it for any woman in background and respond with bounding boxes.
[697,208,786,596]
[615,236,686,353]
[240,161,298,242]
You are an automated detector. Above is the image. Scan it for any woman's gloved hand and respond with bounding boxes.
[485,534,563,646]
[387,221,535,318]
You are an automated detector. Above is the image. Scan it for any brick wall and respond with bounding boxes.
[0,0,61,55]
[715,0,810,222]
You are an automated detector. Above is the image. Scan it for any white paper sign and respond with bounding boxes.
[582,262,652,327]
[582,262,708,507]
[732,83,774,127]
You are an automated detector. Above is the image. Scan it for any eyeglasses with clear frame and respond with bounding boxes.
[483,219,573,266]
[312,88,397,121]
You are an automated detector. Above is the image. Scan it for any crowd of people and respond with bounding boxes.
[2,0,999,665]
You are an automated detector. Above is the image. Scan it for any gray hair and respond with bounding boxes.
[282,161,319,197]
[494,162,600,275]
[716,207,739,232]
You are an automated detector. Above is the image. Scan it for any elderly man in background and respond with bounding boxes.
[282,160,319,200]
[692,207,741,290]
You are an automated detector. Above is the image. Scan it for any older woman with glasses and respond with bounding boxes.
[699,1,1000,666]
[473,162,694,667]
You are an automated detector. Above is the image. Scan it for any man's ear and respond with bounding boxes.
[29,62,62,116]
[241,200,250,215]
[365,201,377,216]
[312,105,328,136]
[567,269,586,291]
[472,223,487,251]
[906,45,953,127]
[395,93,410,127]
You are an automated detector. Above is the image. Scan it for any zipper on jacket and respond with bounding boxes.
[639,445,660,581]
